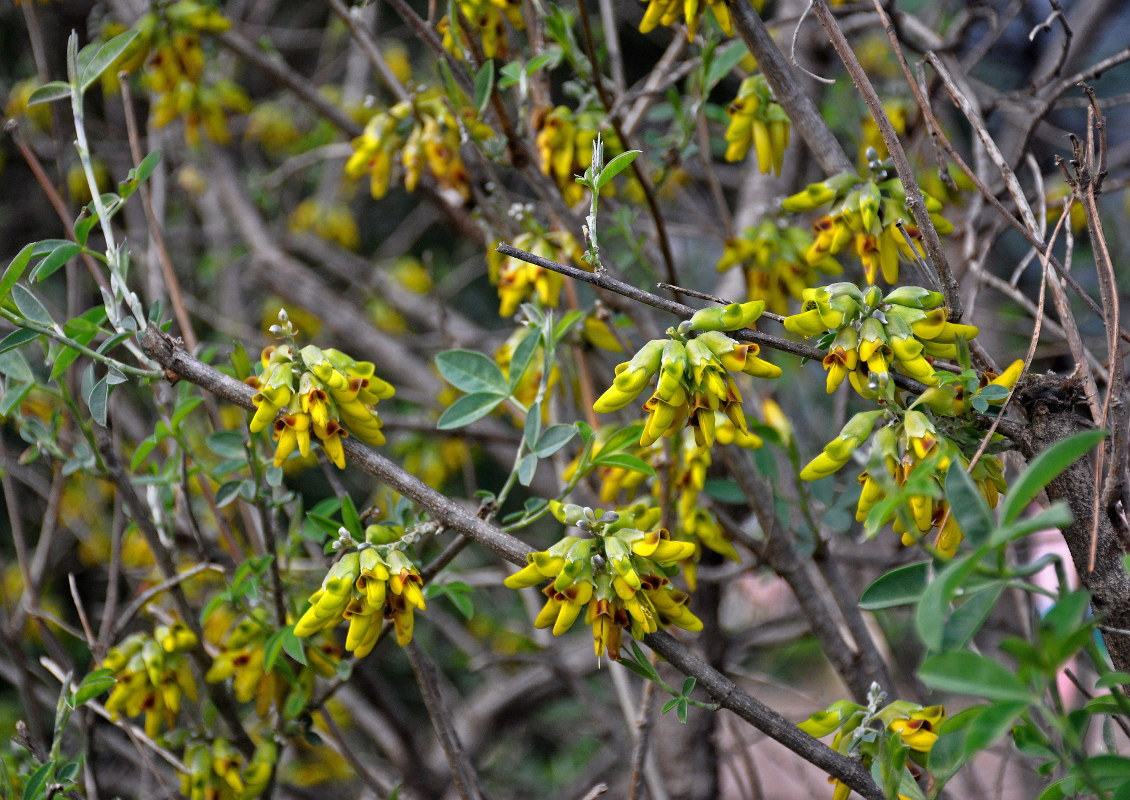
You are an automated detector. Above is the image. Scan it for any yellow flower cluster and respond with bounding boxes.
[594,302,780,448]
[716,219,841,316]
[249,339,394,469]
[505,504,700,662]
[181,738,277,800]
[102,3,251,146]
[854,414,1008,556]
[294,525,426,653]
[782,165,953,285]
[487,230,581,317]
[784,283,978,396]
[637,0,733,40]
[103,623,198,738]
[800,699,945,800]
[345,92,476,201]
[724,75,790,175]
[438,0,525,59]
[535,106,636,205]
[287,199,361,252]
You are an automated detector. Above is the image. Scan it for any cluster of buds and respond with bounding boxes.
[487,230,581,317]
[782,156,953,285]
[724,75,790,175]
[345,92,476,201]
[181,738,277,800]
[800,696,945,800]
[505,504,700,662]
[638,0,733,40]
[437,0,525,60]
[294,523,426,653]
[103,623,198,738]
[716,219,842,315]
[101,3,250,147]
[784,283,978,396]
[249,319,394,469]
[594,301,781,448]
[854,414,1008,556]
[535,106,636,206]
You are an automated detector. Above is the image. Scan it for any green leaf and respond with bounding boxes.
[595,150,641,191]
[435,349,509,395]
[1096,672,1130,689]
[74,668,116,704]
[945,465,993,546]
[86,375,109,426]
[79,29,140,91]
[0,329,40,355]
[120,151,162,201]
[929,706,981,786]
[0,243,35,301]
[282,627,307,665]
[171,396,203,432]
[507,326,541,392]
[30,242,83,283]
[27,81,72,107]
[534,424,575,457]
[207,430,247,459]
[592,452,655,476]
[0,382,32,416]
[860,561,930,610]
[130,435,159,471]
[436,391,507,429]
[919,651,1032,701]
[264,629,287,672]
[0,349,34,383]
[74,212,98,247]
[523,401,541,449]
[551,309,584,345]
[215,481,243,508]
[942,581,1004,649]
[340,493,362,537]
[705,41,750,88]
[517,452,538,486]
[23,762,53,800]
[1000,429,1106,524]
[915,554,977,650]
[964,700,1027,755]
[11,284,54,327]
[473,60,495,114]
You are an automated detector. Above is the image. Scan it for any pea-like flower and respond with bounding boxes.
[716,219,841,316]
[294,525,426,653]
[102,626,198,738]
[487,230,581,317]
[504,504,700,662]
[637,0,732,40]
[783,282,978,396]
[181,737,277,800]
[724,75,790,175]
[781,158,953,285]
[249,337,394,470]
[594,301,780,448]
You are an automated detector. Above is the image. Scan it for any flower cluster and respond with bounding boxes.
[594,301,780,448]
[181,737,277,800]
[102,3,251,146]
[535,106,636,205]
[345,92,477,201]
[294,524,426,652]
[800,698,945,800]
[784,283,978,396]
[249,330,394,469]
[504,504,700,662]
[438,0,525,60]
[724,75,790,175]
[487,230,582,317]
[637,0,733,40]
[782,158,953,285]
[854,414,1008,556]
[800,401,1014,556]
[716,219,841,315]
[103,623,198,738]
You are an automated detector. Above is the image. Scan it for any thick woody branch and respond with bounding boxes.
[726,1,855,176]
[136,324,884,800]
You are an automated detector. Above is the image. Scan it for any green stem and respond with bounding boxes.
[0,308,161,379]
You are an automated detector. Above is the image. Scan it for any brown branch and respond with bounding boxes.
[726,1,854,176]
[812,1,960,319]
[136,323,885,800]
